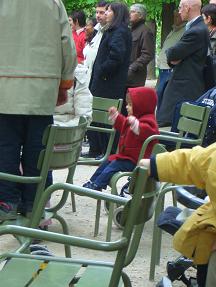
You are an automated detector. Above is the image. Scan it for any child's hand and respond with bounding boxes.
[108,106,117,115]
[127,115,136,126]
[108,107,118,124]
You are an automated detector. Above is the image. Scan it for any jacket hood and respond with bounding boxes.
[127,87,157,118]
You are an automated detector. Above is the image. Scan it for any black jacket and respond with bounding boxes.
[157,16,209,126]
[90,24,132,99]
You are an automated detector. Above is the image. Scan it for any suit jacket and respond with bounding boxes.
[157,16,209,126]
[89,24,132,100]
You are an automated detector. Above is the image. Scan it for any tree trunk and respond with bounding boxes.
[161,2,176,47]
[147,20,157,80]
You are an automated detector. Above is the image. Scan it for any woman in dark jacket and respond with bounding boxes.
[89,2,132,100]
[84,2,132,159]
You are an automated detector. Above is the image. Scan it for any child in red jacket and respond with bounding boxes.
[83,86,159,191]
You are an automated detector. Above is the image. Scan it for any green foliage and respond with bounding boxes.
[63,0,210,20]
[63,0,177,20]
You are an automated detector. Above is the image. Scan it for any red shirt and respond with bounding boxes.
[72,29,86,63]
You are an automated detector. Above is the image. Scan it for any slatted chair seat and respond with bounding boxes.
[0,257,125,287]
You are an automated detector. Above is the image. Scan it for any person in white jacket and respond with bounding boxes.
[54,64,93,126]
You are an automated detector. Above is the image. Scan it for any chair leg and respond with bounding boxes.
[149,216,160,281]
[106,202,115,241]
[53,213,71,258]
[149,194,165,280]
[172,189,177,207]
[71,192,76,212]
[94,199,101,237]
[122,271,132,287]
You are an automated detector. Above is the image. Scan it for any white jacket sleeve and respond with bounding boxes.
[73,64,93,122]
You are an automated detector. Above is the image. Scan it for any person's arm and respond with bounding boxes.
[108,107,126,132]
[73,65,93,121]
[58,0,77,91]
[166,28,205,65]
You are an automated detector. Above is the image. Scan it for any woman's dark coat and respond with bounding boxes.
[89,24,132,100]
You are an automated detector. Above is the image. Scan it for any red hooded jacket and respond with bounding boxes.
[109,87,159,164]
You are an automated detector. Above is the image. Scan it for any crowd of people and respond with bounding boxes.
[0,0,216,286]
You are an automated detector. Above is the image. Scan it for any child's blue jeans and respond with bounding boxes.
[90,159,136,189]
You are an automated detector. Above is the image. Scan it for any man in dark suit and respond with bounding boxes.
[157,0,209,127]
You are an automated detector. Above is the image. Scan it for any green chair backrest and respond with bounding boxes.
[92,97,122,126]
[177,102,211,147]
[78,97,123,165]
[31,117,88,221]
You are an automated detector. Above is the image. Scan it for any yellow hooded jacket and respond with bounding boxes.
[156,143,216,264]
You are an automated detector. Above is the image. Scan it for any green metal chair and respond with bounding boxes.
[78,96,123,166]
[147,103,211,281]
[0,117,88,251]
[0,166,159,287]
[105,143,167,242]
[106,101,211,240]
[78,97,122,237]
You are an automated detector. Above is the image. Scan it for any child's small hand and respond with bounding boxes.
[108,107,118,124]
[108,106,117,115]
[127,115,136,125]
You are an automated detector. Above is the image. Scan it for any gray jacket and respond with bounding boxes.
[0,0,77,115]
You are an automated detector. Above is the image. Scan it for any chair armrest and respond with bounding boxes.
[0,172,41,184]
[159,130,179,137]
[138,134,202,161]
[0,225,128,252]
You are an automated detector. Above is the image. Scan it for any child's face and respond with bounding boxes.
[126,94,133,116]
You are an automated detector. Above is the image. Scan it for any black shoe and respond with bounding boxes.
[80,151,100,158]
[83,181,102,191]
[30,244,53,256]
[91,182,102,191]
[120,178,131,197]
[95,154,104,160]
[83,181,93,188]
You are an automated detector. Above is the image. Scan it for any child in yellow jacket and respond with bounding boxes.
[139,143,216,287]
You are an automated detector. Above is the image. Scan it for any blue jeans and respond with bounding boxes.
[0,114,53,210]
[156,69,172,110]
[90,159,136,189]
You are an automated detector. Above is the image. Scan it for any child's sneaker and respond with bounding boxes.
[91,182,102,191]
[83,181,102,191]
[0,201,17,221]
[83,181,93,189]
